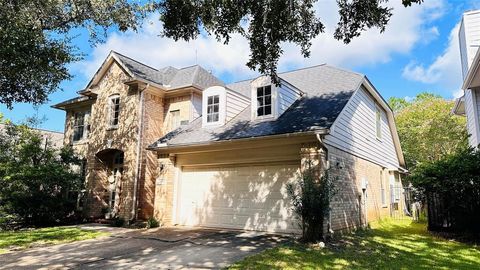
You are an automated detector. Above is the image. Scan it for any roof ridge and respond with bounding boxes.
[111,50,160,72]
[278,63,327,75]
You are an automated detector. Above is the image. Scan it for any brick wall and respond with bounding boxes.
[327,145,402,232]
[153,154,176,225]
[81,61,139,220]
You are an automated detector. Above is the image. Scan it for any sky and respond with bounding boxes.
[1,0,479,132]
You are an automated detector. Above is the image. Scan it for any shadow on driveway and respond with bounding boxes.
[0,226,291,269]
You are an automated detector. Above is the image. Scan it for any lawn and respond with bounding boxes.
[230,219,480,270]
[0,226,108,254]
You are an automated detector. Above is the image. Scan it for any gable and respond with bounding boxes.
[324,83,404,170]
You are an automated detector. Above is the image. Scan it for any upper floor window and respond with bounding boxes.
[207,95,220,123]
[109,95,120,127]
[170,110,180,130]
[375,105,382,140]
[73,112,85,142]
[256,85,272,117]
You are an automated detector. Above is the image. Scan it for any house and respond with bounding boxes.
[0,124,64,149]
[54,51,406,233]
[453,9,480,147]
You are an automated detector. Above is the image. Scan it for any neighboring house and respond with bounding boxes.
[54,51,406,233]
[453,9,480,147]
[0,123,64,149]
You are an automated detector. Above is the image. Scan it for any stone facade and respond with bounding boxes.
[60,60,200,222]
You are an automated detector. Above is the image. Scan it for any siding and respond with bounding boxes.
[460,10,480,79]
[277,82,302,117]
[465,89,478,146]
[324,86,399,169]
[192,92,202,119]
[226,90,249,122]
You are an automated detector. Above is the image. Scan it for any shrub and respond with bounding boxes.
[409,147,480,233]
[287,164,335,242]
[0,122,83,227]
[147,217,159,228]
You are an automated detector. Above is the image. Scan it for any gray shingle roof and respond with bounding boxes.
[113,52,223,90]
[150,64,365,148]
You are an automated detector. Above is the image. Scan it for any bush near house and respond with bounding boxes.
[286,164,335,242]
[409,147,480,233]
[0,121,83,229]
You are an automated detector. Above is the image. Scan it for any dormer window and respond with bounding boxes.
[256,85,272,117]
[207,95,220,123]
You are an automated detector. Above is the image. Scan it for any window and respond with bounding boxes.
[375,105,382,139]
[170,110,180,130]
[109,95,120,127]
[206,95,220,123]
[380,170,386,206]
[256,85,272,117]
[73,112,85,142]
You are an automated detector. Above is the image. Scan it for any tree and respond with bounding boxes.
[1,0,422,108]
[0,0,143,108]
[0,120,83,227]
[409,147,480,232]
[156,0,423,84]
[389,93,468,170]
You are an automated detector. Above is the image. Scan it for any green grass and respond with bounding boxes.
[0,226,108,254]
[230,219,480,270]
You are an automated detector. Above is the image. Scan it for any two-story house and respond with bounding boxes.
[55,51,406,233]
[53,51,223,220]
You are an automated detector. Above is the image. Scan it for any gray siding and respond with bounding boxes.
[465,88,480,147]
[277,83,302,117]
[192,93,202,119]
[460,10,480,79]
[324,86,400,169]
[226,90,249,122]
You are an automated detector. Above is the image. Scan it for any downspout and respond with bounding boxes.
[315,131,332,234]
[131,84,148,222]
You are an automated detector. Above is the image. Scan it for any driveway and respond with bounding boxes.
[0,226,290,269]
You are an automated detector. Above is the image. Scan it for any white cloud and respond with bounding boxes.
[401,23,462,97]
[73,0,446,83]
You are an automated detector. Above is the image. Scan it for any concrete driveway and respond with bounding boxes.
[0,226,290,269]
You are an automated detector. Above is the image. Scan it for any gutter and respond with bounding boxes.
[315,131,332,235]
[148,128,330,151]
[131,84,148,222]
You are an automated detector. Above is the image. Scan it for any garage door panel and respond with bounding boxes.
[178,164,300,233]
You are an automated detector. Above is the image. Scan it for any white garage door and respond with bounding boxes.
[176,164,300,233]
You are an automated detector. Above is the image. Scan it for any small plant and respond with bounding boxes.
[287,162,335,242]
[146,217,159,228]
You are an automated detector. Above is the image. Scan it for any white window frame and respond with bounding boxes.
[375,104,382,140]
[256,85,273,118]
[72,111,89,142]
[206,95,220,123]
[202,86,226,127]
[108,94,120,129]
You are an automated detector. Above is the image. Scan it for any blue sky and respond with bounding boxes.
[1,0,478,132]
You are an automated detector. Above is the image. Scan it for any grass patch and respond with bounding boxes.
[230,219,480,269]
[0,226,108,253]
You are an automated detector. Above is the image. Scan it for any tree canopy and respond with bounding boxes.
[1,0,422,108]
[0,118,83,228]
[389,93,468,170]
